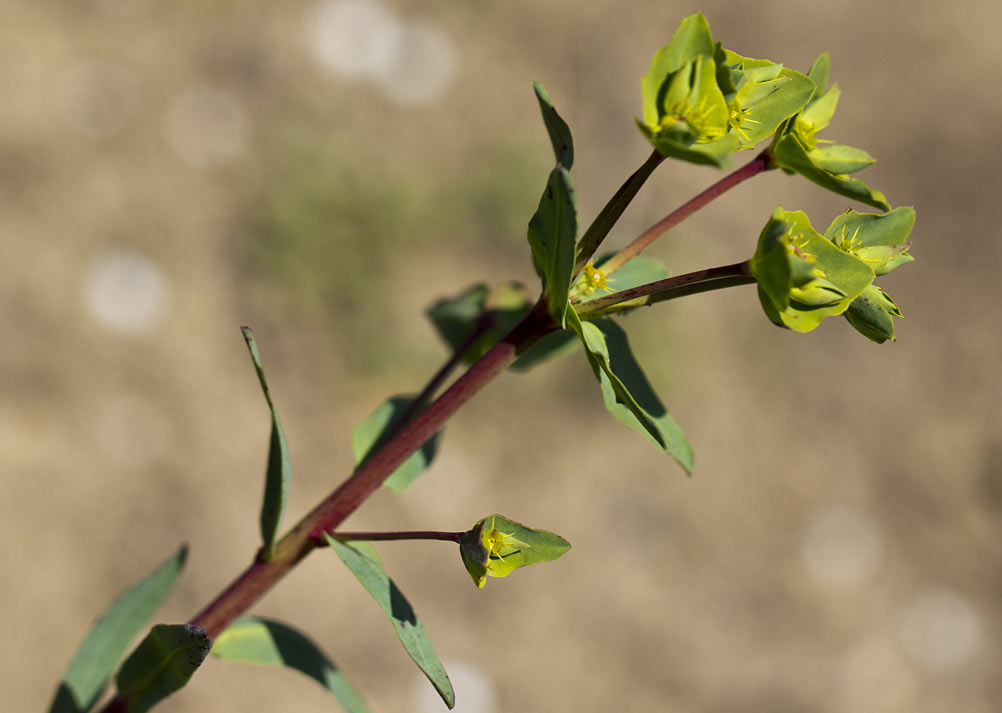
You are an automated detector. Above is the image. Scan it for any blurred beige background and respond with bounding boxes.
[2,1,1000,712]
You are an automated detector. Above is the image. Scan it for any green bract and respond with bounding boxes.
[637,14,814,167]
[770,53,890,210]
[717,49,815,150]
[459,514,570,589]
[844,284,903,343]
[824,207,915,275]
[825,206,915,342]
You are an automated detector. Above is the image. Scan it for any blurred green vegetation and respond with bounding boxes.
[242,118,546,373]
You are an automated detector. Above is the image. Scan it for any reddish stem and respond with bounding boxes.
[185,300,556,639]
[599,151,771,276]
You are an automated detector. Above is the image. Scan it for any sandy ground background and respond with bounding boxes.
[2,1,1000,712]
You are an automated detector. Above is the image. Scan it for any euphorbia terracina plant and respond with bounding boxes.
[49,13,914,713]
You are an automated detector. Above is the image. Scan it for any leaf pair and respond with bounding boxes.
[47,546,204,713]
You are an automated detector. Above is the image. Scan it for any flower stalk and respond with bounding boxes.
[599,151,771,276]
[575,260,755,319]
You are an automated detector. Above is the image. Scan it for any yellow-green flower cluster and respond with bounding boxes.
[751,206,914,340]
[637,13,814,168]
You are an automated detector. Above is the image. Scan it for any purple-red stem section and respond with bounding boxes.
[600,152,770,275]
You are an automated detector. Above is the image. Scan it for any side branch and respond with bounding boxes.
[575,261,755,318]
[185,300,557,639]
[599,151,771,276]
[573,149,666,274]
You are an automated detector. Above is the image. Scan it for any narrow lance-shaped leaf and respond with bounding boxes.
[114,624,212,713]
[510,330,581,372]
[324,536,455,709]
[566,310,694,473]
[532,81,574,169]
[242,326,290,561]
[527,167,577,324]
[213,617,371,713]
[47,546,188,713]
[351,395,442,493]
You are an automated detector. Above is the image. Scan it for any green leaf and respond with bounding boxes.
[212,617,371,713]
[242,326,291,561]
[114,624,212,713]
[48,546,187,713]
[809,144,876,174]
[824,206,915,275]
[324,536,455,709]
[532,81,574,169]
[807,52,830,94]
[510,329,580,371]
[352,395,442,493]
[527,167,578,324]
[844,284,902,343]
[426,282,534,365]
[771,132,890,210]
[459,514,571,589]
[567,310,694,473]
[727,65,815,149]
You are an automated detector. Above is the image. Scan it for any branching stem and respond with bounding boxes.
[598,151,771,276]
[574,149,666,273]
[183,299,558,641]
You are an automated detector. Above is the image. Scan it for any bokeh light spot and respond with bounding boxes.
[802,503,882,586]
[82,249,170,334]
[898,588,982,673]
[163,87,249,168]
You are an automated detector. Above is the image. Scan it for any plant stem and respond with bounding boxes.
[184,298,557,640]
[323,530,464,543]
[573,149,666,274]
[575,260,755,319]
[598,151,771,276]
[376,311,494,450]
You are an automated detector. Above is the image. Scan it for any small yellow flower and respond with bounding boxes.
[728,100,762,143]
[581,264,611,293]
